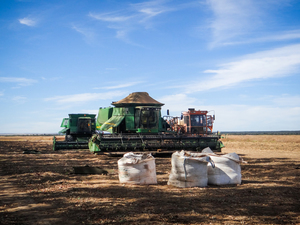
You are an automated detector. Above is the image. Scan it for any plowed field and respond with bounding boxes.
[0,135,299,224]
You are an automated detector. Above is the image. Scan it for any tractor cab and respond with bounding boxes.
[58,114,96,141]
[181,108,214,135]
[135,107,161,133]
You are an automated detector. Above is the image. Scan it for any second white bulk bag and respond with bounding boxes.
[118,152,157,185]
[168,150,214,188]
[202,147,245,185]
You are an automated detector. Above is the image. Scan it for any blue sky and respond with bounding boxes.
[0,0,300,133]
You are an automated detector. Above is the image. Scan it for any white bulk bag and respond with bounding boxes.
[118,152,157,185]
[168,150,214,188]
[202,148,245,185]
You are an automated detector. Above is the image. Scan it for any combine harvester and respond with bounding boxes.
[53,114,96,150]
[53,92,224,153]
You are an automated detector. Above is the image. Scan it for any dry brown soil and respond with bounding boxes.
[0,135,299,224]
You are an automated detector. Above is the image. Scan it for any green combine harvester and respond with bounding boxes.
[53,113,96,150]
[53,92,224,153]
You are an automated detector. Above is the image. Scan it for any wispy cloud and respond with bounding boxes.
[19,17,37,27]
[89,0,174,43]
[138,8,165,17]
[72,24,95,42]
[259,29,300,41]
[2,121,61,134]
[0,77,37,87]
[273,94,300,107]
[185,44,300,93]
[158,94,198,112]
[205,0,299,47]
[132,0,173,21]
[12,96,27,103]
[206,0,263,47]
[223,29,300,46]
[105,68,118,71]
[89,12,133,22]
[213,104,300,131]
[44,91,127,104]
[101,81,144,90]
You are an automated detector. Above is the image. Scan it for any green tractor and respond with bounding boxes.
[53,113,96,150]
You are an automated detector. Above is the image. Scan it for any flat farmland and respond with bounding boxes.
[0,135,299,224]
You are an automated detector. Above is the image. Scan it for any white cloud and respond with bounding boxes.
[89,0,171,23]
[206,0,260,47]
[223,29,300,46]
[132,0,173,20]
[89,12,133,22]
[19,17,37,26]
[185,44,300,92]
[0,77,37,87]
[139,8,165,17]
[44,91,127,104]
[89,0,173,43]
[102,81,143,90]
[213,104,300,131]
[0,121,60,134]
[12,96,27,103]
[158,94,198,113]
[273,95,300,107]
[205,0,300,47]
[116,29,128,40]
[105,68,118,71]
[92,81,143,90]
[214,94,300,131]
[270,30,300,41]
[72,24,95,42]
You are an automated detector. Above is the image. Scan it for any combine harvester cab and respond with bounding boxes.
[88,92,224,153]
[53,114,96,150]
